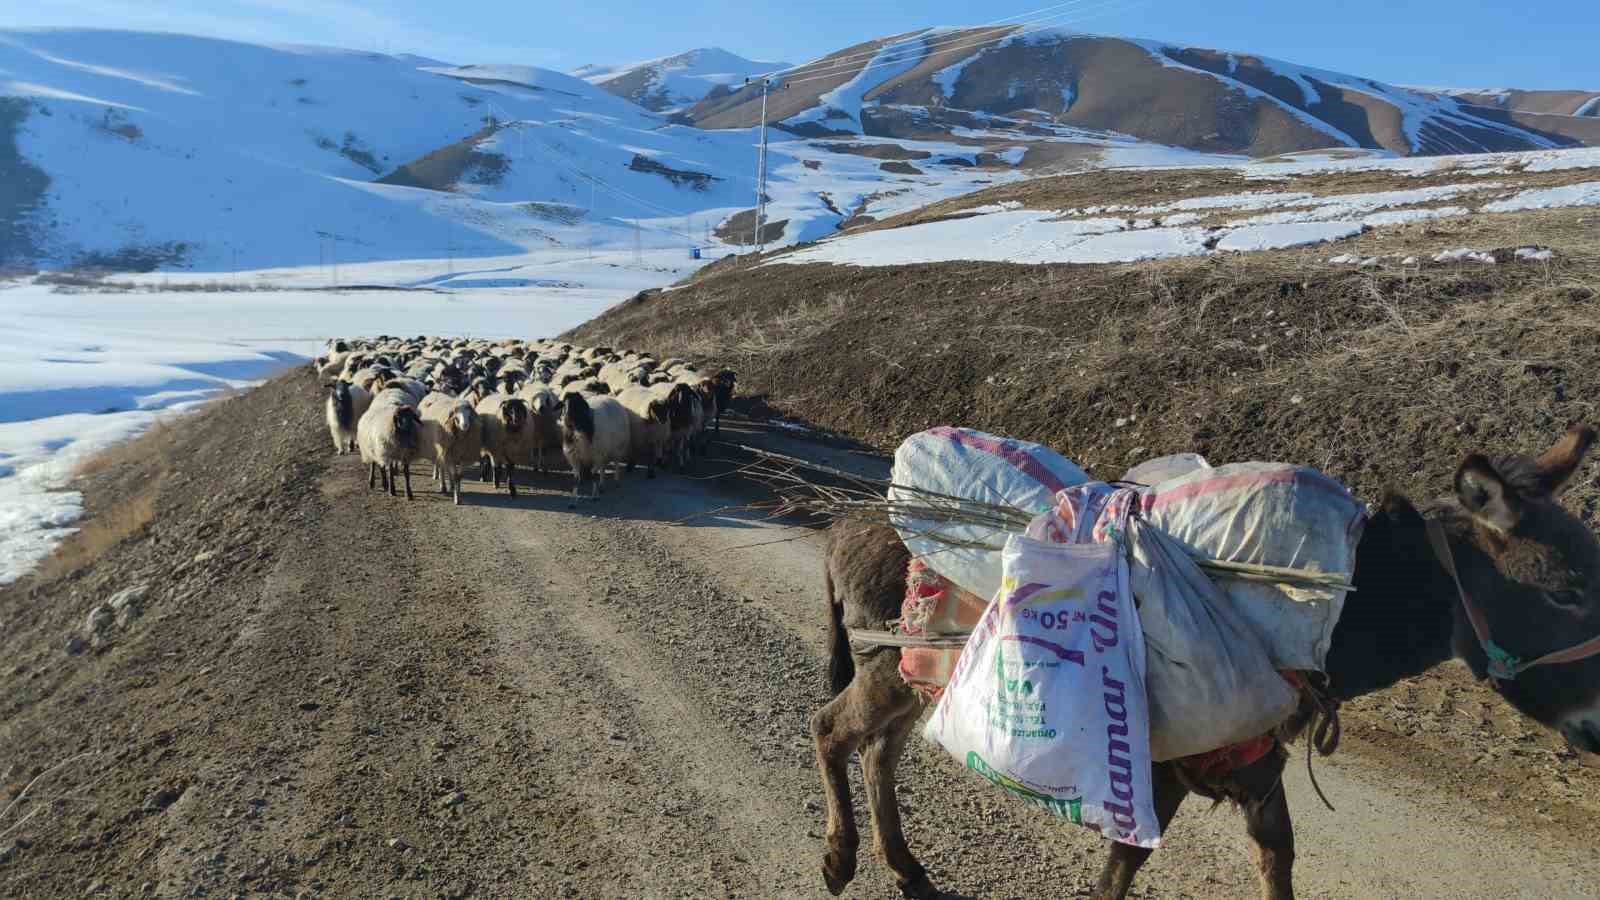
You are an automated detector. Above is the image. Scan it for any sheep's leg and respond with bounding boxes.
[402,461,414,501]
[480,454,492,482]
[368,461,377,490]
[506,460,518,499]
[452,464,462,506]
[1091,763,1189,900]
[386,462,397,497]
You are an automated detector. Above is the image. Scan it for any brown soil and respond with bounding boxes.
[377,125,497,192]
[877,161,924,176]
[713,208,788,246]
[626,155,718,191]
[815,142,932,161]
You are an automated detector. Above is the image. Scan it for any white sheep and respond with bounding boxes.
[358,392,422,499]
[419,392,483,505]
[560,391,632,503]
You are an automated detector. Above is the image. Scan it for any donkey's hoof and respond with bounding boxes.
[821,851,856,895]
[898,873,940,899]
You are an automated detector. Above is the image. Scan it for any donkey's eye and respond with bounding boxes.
[1547,590,1587,609]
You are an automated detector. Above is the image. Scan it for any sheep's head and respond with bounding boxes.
[561,390,595,438]
[502,398,528,432]
[393,406,421,437]
[648,399,671,424]
[449,405,476,437]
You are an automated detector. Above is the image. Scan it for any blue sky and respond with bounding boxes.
[12,0,1598,89]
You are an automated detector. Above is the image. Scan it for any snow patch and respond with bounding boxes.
[1482,182,1600,212]
[1214,222,1363,252]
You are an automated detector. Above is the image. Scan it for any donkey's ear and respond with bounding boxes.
[1531,423,1596,496]
[1457,454,1522,533]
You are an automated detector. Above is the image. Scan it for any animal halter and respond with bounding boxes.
[1425,518,1600,682]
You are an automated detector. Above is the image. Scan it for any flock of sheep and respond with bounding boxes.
[314,337,736,504]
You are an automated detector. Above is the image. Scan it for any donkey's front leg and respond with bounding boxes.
[1236,753,1295,900]
[1092,762,1188,900]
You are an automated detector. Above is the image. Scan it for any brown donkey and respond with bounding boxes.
[811,425,1600,899]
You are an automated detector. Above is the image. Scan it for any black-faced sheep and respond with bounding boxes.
[475,393,531,498]
[712,370,736,435]
[615,386,672,478]
[358,394,422,499]
[325,380,371,454]
[560,391,632,503]
[653,382,701,469]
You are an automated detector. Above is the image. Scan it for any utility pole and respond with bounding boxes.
[747,76,773,253]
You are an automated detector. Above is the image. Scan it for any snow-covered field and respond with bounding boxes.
[0,247,679,585]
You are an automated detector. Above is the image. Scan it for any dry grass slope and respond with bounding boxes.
[570,205,1600,525]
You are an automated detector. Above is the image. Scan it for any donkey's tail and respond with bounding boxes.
[824,565,854,696]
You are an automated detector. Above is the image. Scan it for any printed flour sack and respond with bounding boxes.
[890,427,1089,601]
[923,533,1161,848]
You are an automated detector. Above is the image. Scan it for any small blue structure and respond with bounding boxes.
[689,247,702,260]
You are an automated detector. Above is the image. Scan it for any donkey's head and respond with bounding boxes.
[1444,424,1600,751]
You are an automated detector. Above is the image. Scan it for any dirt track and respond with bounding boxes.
[2,368,1599,899]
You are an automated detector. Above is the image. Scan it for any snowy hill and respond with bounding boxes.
[573,48,789,114]
[684,27,1600,157]
[0,28,1228,273]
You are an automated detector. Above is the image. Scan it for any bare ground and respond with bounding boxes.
[2,366,1599,898]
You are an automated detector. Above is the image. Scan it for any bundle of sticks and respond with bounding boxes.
[726,443,1355,594]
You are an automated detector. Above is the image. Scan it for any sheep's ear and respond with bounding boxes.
[1456,454,1522,533]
